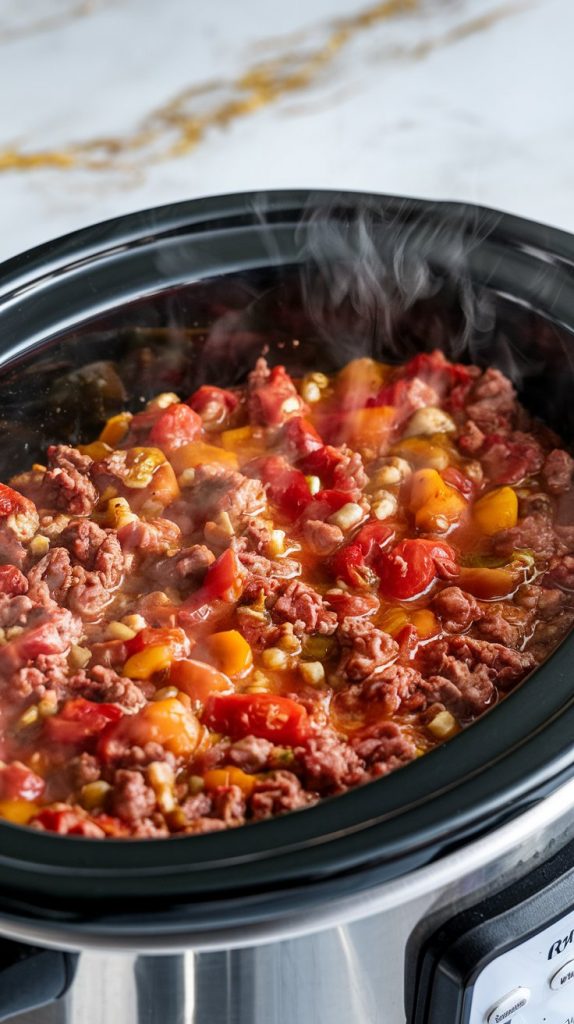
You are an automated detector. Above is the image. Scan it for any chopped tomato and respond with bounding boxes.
[170,658,234,705]
[30,806,106,838]
[401,350,472,391]
[0,565,28,595]
[0,482,27,517]
[248,365,306,427]
[44,699,123,749]
[247,455,312,520]
[281,417,323,461]
[203,693,310,745]
[149,403,202,449]
[377,539,459,600]
[331,521,394,587]
[204,548,245,603]
[0,762,45,801]
[124,627,189,659]
[299,445,356,491]
[186,385,239,423]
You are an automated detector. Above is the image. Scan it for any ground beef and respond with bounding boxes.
[457,420,485,454]
[351,721,417,775]
[211,785,246,827]
[117,518,182,561]
[238,548,301,580]
[481,432,544,485]
[272,581,338,636]
[302,520,344,556]
[474,607,525,647]
[546,554,574,591]
[421,634,535,718]
[68,666,147,710]
[543,449,574,494]
[59,519,124,587]
[27,549,72,605]
[465,368,517,430]
[358,663,426,714]
[68,753,101,789]
[228,735,274,772]
[432,587,481,632]
[338,618,398,681]
[109,770,156,825]
[296,731,363,793]
[494,513,558,561]
[188,465,266,527]
[249,770,315,818]
[422,669,495,721]
[42,446,98,516]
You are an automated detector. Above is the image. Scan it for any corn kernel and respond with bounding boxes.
[299,661,325,686]
[371,491,398,520]
[267,529,286,557]
[177,468,196,488]
[301,381,321,403]
[5,626,23,640]
[80,781,111,810]
[428,710,458,739]
[282,396,302,415]
[147,392,179,410]
[17,706,39,729]
[29,535,50,557]
[154,686,179,700]
[38,693,58,718]
[69,644,91,669]
[261,647,289,670]
[148,761,176,813]
[106,621,137,642]
[188,775,205,795]
[329,502,364,532]
[305,475,321,496]
[121,614,147,633]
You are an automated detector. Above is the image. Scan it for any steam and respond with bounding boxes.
[294,192,499,368]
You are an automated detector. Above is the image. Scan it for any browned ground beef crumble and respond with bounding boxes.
[0,350,571,838]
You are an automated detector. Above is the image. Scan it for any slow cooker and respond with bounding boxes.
[0,190,574,1024]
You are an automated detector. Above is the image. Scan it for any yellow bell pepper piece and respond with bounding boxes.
[391,436,450,470]
[409,468,466,531]
[203,766,257,796]
[458,566,517,600]
[410,609,440,639]
[77,441,113,461]
[169,441,239,475]
[207,630,253,677]
[99,412,132,447]
[124,644,173,680]
[123,447,166,488]
[379,607,409,638]
[0,799,40,825]
[473,486,518,536]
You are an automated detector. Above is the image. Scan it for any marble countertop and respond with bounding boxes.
[0,0,573,263]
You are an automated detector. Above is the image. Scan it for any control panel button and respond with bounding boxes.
[486,988,531,1024]
[550,959,574,990]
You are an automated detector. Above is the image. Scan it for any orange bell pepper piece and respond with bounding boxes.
[346,406,396,448]
[458,566,517,600]
[0,799,40,825]
[169,659,234,704]
[203,766,257,796]
[207,630,253,677]
[409,468,466,531]
[124,645,174,680]
[99,412,132,447]
[169,440,239,476]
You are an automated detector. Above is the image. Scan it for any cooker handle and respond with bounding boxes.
[0,938,77,1021]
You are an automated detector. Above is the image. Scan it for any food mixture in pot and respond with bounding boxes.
[0,351,572,838]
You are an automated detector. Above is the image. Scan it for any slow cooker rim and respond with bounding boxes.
[0,190,573,911]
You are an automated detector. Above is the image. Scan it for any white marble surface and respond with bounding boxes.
[0,0,573,263]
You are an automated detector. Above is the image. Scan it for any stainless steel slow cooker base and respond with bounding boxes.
[9,778,574,1024]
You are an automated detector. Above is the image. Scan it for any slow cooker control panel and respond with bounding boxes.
[408,838,574,1024]
[469,907,574,1024]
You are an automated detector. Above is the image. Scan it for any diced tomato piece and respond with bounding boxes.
[248,455,312,520]
[44,698,124,749]
[396,624,419,659]
[124,627,189,659]
[281,417,323,461]
[401,350,472,392]
[31,806,106,838]
[369,378,438,423]
[377,539,459,600]
[203,692,310,745]
[186,385,239,423]
[204,548,245,603]
[0,483,38,540]
[149,403,202,449]
[0,762,45,801]
[0,482,27,517]
[330,521,394,588]
[0,565,28,595]
[299,445,352,491]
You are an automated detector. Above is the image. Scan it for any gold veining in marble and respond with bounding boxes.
[0,0,527,176]
[0,0,112,44]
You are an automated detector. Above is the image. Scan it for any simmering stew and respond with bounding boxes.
[0,351,572,837]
